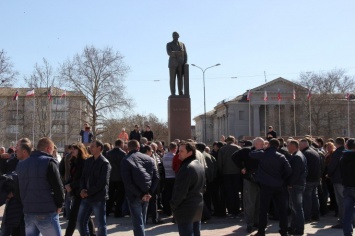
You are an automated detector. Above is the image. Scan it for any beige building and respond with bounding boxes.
[0,87,90,151]
[194,77,354,144]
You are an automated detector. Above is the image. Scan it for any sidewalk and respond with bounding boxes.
[0,206,344,235]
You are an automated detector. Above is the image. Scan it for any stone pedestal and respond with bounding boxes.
[168,96,191,142]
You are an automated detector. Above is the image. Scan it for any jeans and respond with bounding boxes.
[289,185,305,232]
[127,197,148,236]
[343,187,355,236]
[177,221,201,236]
[24,212,61,236]
[77,199,107,236]
[334,183,344,225]
[303,182,320,220]
[243,179,260,227]
[65,196,95,236]
[258,185,288,235]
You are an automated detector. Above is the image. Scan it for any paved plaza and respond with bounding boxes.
[0,206,345,236]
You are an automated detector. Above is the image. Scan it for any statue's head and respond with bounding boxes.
[172,32,179,40]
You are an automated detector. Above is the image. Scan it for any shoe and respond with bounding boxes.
[331,224,342,229]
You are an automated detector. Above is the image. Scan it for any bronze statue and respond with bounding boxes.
[167,32,187,96]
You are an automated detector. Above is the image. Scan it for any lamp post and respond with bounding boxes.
[191,63,221,143]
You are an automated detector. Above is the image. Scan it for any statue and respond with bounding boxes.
[167,32,187,96]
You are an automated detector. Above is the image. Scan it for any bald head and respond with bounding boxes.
[253,137,265,150]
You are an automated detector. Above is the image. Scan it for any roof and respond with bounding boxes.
[0,87,84,97]
[250,77,307,92]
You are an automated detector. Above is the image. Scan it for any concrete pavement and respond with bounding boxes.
[0,205,344,236]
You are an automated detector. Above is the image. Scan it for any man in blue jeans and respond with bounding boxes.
[299,139,321,222]
[340,138,355,236]
[121,140,159,236]
[77,140,111,236]
[287,140,308,235]
[16,137,64,236]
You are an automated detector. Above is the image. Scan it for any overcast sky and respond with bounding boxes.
[2,1,355,125]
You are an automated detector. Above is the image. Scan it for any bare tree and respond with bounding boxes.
[295,69,355,137]
[60,46,131,137]
[24,58,79,143]
[0,49,18,87]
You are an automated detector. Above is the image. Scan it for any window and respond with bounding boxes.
[7,125,22,133]
[52,112,66,120]
[53,97,65,105]
[53,125,65,133]
[239,111,245,120]
[10,111,23,120]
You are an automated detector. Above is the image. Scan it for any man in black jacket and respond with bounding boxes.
[106,138,126,217]
[299,138,321,222]
[327,137,346,229]
[77,140,112,236]
[121,140,159,236]
[129,125,142,142]
[340,138,355,236]
[287,140,308,235]
[170,142,205,236]
[249,138,292,236]
[233,139,259,233]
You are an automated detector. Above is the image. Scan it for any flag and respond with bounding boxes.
[293,88,296,100]
[26,89,35,97]
[60,90,66,99]
[13,90,19,101]
[307,87,312,100]
[277,89,281,101]
[247,90,251,101]
[48,86,52,101]
[264,90,268,101]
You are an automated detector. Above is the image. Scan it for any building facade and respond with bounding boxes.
[194,77,354,144]
[0,87,90,151]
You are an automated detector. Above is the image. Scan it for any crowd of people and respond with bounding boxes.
[0,123,354,236]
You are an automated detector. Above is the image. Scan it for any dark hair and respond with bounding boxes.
[180,141,196,156]
[93,140,104,151]
[346,138,355,150]
[128,140,140,151]
[335,137,345,146]
[315,137,324,147]
[142,145,152,154]
[277,138,285,147]
[169,142,177,151]
[269,138,280,148]
[115,139,124,147]
[195,143,206,152]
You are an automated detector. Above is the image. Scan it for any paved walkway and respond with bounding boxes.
[0,205,344,236]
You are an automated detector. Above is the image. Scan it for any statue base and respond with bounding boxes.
[168,96,191,142]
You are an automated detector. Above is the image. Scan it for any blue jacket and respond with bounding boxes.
[249,147,292,187]
[121,150,159,200]
[80,154,111,202]
[16,151,59,214]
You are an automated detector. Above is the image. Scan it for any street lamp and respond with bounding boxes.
[191,63,221,143]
